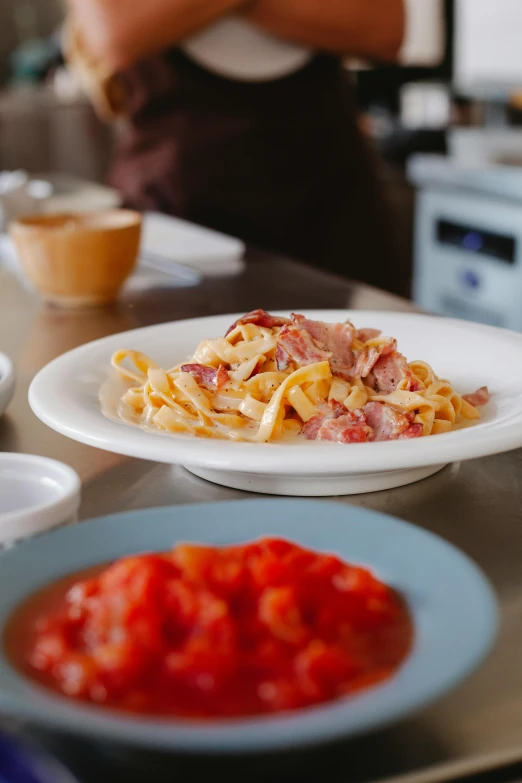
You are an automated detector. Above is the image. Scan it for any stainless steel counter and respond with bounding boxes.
[1,252,522,783]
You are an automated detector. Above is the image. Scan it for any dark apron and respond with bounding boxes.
[110,49,399,290]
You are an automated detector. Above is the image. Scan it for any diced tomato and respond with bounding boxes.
[209,552,246,597]
[171,545,215,584]
[66,578,99,605]
[54,653,98,697]
[282,547,317,576]
[120,605,164,653]
[13,537,412,719]
[250,553,289,589]
[93,640,148,691]
[294,640,359,698]
[258,587,309,645]
[165,636,237,694]
[29,630,68,671]
[243,639,291,675]
[306,553,345,581]
[333,565,390,598]
[257,678,307,712]
[260,539,296,558]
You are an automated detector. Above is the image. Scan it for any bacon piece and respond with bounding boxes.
[302,399,422,444]
[351,340,397,380]
[291,314,355,379]
[407,376,424,392]
[180,363,229,390]
[275,343,292,372]
[370,351,411,394]
[362,401,419,442]
[226,309,291,336]
[302,403,372,444]
[462,386,489,407]
[352,347,381,379]
[301,414,324,440]
[277,325,332,368]
[315,417,372,443]
[398,423,424,439]
[301,401,342,439]
[356,328,382,343]
[327,399,347,417]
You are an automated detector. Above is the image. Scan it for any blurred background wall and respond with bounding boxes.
[0,0,63,85]
[0,0,112,181]
[2,0,522,307]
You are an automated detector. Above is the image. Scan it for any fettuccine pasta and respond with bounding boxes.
[109,310,489,444]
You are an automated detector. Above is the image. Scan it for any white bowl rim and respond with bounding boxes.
[0,453,81,545]
[10,209,142,235]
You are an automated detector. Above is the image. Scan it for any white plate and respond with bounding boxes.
[0,351,15,417]
[28,311,522,496]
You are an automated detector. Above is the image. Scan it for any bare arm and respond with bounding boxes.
[243,0,406,62]
[66,0,245,72]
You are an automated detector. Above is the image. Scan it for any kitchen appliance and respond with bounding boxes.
[455,0,522,97]
[409,154,522,331]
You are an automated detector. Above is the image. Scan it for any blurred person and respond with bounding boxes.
[65,0,444,290]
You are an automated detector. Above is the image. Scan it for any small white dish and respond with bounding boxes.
[0,454,81,546]
[28,311,522,496]
[0,352,15,417]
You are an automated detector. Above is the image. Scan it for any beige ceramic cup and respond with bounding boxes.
[10,210,142,308]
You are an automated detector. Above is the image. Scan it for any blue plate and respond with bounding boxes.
[0,500,497,754]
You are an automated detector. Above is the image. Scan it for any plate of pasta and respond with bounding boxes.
[29,310,522,496]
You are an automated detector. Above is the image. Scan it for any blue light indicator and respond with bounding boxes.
[460,269,481,290]
[462,231,484,252]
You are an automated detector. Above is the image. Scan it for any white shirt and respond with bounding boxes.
[183,0,445,82]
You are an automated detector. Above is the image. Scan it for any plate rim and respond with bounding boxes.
[0,499,499,753]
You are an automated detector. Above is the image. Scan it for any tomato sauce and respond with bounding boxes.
[4,539,412,719]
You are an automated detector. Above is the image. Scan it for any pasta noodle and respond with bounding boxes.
[109,310,488,444]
